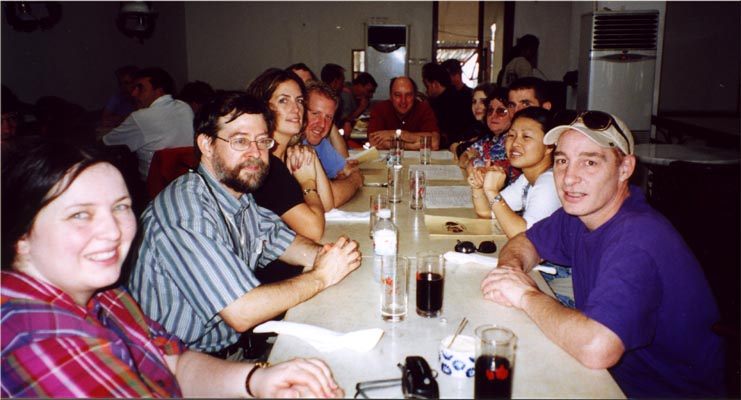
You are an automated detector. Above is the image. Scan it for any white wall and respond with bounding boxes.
[183,1,434,93]
[3,1,737,118]
[512,1,574,83]
[1,1,188,110]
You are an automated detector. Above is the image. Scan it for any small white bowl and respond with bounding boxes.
[439,334,475,378]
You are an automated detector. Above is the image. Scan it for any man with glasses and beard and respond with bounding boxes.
[128,91,362,360]
[480,111,724,397]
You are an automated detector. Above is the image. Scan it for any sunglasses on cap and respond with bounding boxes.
[454,240,497,254]
[554,110,632,154]
[486,107,510,117]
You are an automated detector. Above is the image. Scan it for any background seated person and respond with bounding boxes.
[367,76,440,150]
[127,92,361,358]
[422,62,476,148]
[286,62,317,84]
[176,80,216,114]
[1,139,344,398]
[303,81,363,207]
[102,67,194,182]
[508,76,552,114]
[248,68,334,242]
[480,111,725,397]
[457,87,520,184]
[468,107,559,236]
[449,82,496,158]
[339,72,377,135]
[99,65,138,135]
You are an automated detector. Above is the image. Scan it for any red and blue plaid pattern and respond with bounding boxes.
[2,271,185,397]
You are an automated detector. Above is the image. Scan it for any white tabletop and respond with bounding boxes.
[634,143,740,166]
[268,152,625,399]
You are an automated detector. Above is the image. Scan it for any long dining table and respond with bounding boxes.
[267,150,625,399]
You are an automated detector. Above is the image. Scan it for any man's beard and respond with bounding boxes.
[213,154,270,194]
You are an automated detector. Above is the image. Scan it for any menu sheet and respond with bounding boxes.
[423,185,472,208]
[408,164,464,181]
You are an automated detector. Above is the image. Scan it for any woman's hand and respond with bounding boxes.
[251,358,344,398]
[287,145,317,182]
[483,164,507,197]
[457,148,480,169]
[467,166,487,189]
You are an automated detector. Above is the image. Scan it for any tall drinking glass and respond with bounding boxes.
[474,325,516,399]
[416,251,444,317]
[381,256,409,321]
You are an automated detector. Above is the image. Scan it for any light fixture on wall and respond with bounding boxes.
[116,1,157,43]
[3,1,62,32]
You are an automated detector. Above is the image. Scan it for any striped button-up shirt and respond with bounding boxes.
[1,271,185,398]
[128,165,296,353]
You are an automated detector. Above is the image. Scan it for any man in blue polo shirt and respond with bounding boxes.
[303,81,363,207]
[480,111,725,397]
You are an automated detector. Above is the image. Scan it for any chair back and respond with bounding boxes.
[146,146,197,200]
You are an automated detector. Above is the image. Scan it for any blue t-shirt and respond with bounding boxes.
[304,138,346,179]
[526,186,725,397]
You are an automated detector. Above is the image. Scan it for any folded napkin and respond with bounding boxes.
[254,321,384,352]
[443,251,556,274]
[347,146,381,164]
[325,208,370,222]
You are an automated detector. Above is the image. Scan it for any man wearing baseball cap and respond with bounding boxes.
[480,110,725,397]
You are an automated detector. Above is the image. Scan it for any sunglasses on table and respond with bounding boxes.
[454,240,497,254]
[554,110,632,154]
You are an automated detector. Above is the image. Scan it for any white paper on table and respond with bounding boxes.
[401,150,454,161]
[432,151,454,160]
[423,186,472,208]
[325,208,370,222]
[347,147,381,163]
[254,320,384,352]
[443,252,556,274]
[409,164,464,180]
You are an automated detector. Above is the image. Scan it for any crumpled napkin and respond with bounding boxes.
[253,321,383,352]
[325,208,370,222]
[443,251,556,274]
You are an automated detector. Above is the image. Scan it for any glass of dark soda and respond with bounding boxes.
[415,252,445,317]
[474,325,516,399]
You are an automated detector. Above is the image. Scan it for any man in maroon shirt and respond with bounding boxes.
[367,76,440,150]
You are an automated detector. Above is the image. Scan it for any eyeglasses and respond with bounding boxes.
[454,240,497,254]
[215,136,275,151]
[486,107,510,117]
[554,110,632,154]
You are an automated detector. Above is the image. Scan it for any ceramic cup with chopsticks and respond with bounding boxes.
[439,333,476,378]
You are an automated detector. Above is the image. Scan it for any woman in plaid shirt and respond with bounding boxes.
[1,139,343,398]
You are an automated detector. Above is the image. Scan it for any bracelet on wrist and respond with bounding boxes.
[245,362,269,397]
[302,187,318,196]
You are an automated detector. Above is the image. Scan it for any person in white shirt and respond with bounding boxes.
[501,34,540,88]
[468,106,560,238]
[103,67,194,181]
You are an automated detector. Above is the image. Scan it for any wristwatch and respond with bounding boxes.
[489,194,505,208]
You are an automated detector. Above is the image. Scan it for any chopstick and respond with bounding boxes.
[447,317,469,348]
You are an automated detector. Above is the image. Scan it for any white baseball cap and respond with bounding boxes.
[543,111,634,155]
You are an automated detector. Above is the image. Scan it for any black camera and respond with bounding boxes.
[354,355,439,399]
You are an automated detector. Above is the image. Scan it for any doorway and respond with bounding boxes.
[433,1,513,86]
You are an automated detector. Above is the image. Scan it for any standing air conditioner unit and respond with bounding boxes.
[578,10,660,142]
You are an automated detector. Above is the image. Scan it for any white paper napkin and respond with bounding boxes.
[325,208,370,222]
[253,321,384,352]
[347,147,381,163]
[443,251,556,274]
